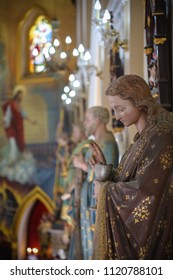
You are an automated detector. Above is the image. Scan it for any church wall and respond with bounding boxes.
[0,0,76,259]
[0,0,77,144]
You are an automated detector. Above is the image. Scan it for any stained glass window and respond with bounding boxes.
[29,15,52,73]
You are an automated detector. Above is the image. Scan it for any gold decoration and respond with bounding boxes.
[120,39,128,51]
[138,242,149,259]
[152,12,164,16]
[147,16,150,27]
[91,186,108,259]
[157,123,171,136]
[154,178,159,184]
[168,180,173,197]
[160,145,173,170]
[144,47,153,55]
[112,43,119,53]
[132,196,151,224]
[154,37,167,45]
[90,224,95,232]
[137,157,150,175]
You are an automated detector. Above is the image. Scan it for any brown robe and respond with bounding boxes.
[92,111,173,260]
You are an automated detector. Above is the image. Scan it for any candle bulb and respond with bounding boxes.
[103,9,111,30]
[84,51,92,65]
[78,43,85,59]
[94,0,101,20]
[65,36,72,44]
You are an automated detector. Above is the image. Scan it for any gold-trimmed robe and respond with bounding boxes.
[93,118,173,260]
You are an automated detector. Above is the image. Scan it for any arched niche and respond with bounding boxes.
[12,186,55,259]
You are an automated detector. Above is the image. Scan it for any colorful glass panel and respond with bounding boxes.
[29,15,52,73]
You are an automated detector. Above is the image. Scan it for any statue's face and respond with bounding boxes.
[16,91,23,102]
[107,95,143,128]
[72,126,83,142]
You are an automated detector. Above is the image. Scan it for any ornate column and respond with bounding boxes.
[145,0,172,111]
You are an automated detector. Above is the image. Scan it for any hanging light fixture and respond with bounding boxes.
[76,43,102,79]
[61,73,81,105]
[42,17,78,72]
[43,0,79,73]
[60,42,103,106]
[93,0,127,52]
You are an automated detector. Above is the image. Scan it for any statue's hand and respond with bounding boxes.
[88,141,106,167]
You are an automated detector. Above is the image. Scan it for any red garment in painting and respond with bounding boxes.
[2,100,25,151]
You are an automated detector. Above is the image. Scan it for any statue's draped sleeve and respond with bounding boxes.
[93,121,173,259]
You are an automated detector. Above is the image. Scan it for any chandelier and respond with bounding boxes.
[43,18,79,72]
[93,0,127,52]
[61,73,81,105]
[61,43,102,105]
[31,18,100,76]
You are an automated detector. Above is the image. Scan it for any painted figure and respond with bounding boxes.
[0,85,37,184]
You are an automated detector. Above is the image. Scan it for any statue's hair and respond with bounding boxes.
[89,106,110,125]
[105,74,160,124]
